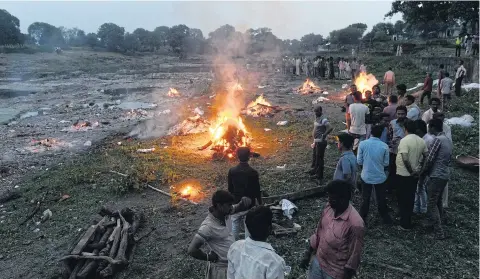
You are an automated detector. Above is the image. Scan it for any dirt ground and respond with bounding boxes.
[0,50,478,279]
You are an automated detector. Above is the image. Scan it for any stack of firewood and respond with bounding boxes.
[60,207,143,279]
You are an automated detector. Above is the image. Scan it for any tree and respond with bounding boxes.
[300,33,324,51]
[97,23,125,51]
[85,33,98,49]
[123,32,140,52]
[246,27,282,54]
[393,20,406,35]
[60,27,86,46]
[186,28,205,54]
[168,24,190,57]
[386,1,479,34]
[28,22,65,46]
[329,24,367,45]
[133,28,155,51]
[363,22,394,42]
[0,9,23,45]
[153,26,170,48]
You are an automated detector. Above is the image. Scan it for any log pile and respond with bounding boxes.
[60,207,143,279]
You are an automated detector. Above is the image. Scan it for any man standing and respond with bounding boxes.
[437,64,445,97]
[383,95,399,121]
[440,72,454,108]
[421,97,441,124]
[383,67,395,95]
[396,84,407,106]
[387,106,408,190]
[347,91,370,152]
[362,90,380,138]
[188,190,252,279]
[344,84,357,124]
[422,119,453,240]
[227,206,286,279]
[455,60,467,97]
[357,125,393,225]
[328,57,335,79]
[300,180,365,279]
[455,36,462,57]
[433,112,452,209]
[420,72,433,106]
[350,58,359,80]
[333,133,357,186]
[306,105,333,184]
[473,34,479,56]
[396,120,428,230]
[406,95,421,121]
[295,57,301,76]
[228,147,262,240]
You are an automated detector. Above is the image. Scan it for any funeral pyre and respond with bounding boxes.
[167,88,180,97]
[354,72,379,99]
[296,78,322,95]
[60,207,144,279]
[242,95,281,117]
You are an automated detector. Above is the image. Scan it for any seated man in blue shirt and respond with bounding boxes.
[357,125,393,225]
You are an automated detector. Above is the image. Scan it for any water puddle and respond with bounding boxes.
[116,101,158,110]
[0,108,20,124]
[0,89,37,99]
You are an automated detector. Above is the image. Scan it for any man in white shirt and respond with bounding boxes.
[421,97,441,124]
[454,60,467,97]
[405,95,421,120]
[227,206,286,279]
[347,91,370,152]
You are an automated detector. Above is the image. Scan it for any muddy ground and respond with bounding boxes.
[0,50,478,279]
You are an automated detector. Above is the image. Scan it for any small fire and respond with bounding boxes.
[354,72,378,99]
[167,88,180,97]
[180,185,195,197]
[172,180,205,203]
[245,95,275,117]
[297,78,322,95]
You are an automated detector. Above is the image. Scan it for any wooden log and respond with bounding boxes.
[134,227,155,243]
[77,227,114,279]
[0,189,21,203]
[121,208,143,236]
[19,201,40,225]
[262,186,326,204]
[197,140,213,150]
[115,213,131,263]
[108,219,121,243]
[68,259,85,279]
[60,255,122,265]
[147,184,198,205]
[71,216,108,255]
[108,218,122,258]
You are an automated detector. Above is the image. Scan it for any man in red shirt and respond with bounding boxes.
[300,180,365,279]
[420,72,433,106]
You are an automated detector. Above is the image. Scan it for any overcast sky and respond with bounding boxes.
[2,1,402,40]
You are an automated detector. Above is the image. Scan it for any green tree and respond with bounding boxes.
[363,22,394,42]
[246,27,281,53]
[60,27,86,46]
[97,23,125,51]
[168,24,190,57]
[133,28,155,51]
[123,32,140,52]
[153,26,170,48]
[300,33,324,51]
[28,22,65,46]
[329,24,367,45]
[386,1,479,34]
[0,9,23,45]
[186,28,205,54]
[85,33,98,49]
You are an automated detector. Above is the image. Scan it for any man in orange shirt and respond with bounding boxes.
[383,67,395,95]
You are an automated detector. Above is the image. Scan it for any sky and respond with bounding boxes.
[2,1,402,40]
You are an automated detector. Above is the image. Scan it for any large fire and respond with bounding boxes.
[297,78,322,95]
[198,82,251,159]
[167,88,180,97]
[354,72,378,98]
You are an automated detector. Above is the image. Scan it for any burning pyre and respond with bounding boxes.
[354,72,378,98]
[62,120,99,132]
[167,88,180,97]
[243,95,280,117]
[297,78,322,95]
[171,180,205,203]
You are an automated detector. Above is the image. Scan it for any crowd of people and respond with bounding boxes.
[455,33,479,57]
[281,56,366,80]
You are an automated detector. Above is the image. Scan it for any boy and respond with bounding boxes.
[439,72,454,108]
[227,206,286,279]
[306,105,333,184]
[228,147,262,240]
[333,133,357,186]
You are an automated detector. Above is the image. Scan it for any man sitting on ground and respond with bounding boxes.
[300,180,365,279]
[228,147,262,240]
[227,206,286,279]
[188,190,251,279]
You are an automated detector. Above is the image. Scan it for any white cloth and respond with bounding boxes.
[407,104,421,120]
[348,103,369,135]
[422,108,438,124]
[227,238,286,279]
[443,122,452,142]
[456,65,467,79]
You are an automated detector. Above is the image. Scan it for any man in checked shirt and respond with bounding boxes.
[420,119,453,240]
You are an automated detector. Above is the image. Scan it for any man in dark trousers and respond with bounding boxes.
[228,147,262,240]
[455,60,467,97]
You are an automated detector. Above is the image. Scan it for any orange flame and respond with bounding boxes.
[167,88,180,97]
[245,95,273,117]
[247,95,272,108]
[354,72,378,99]
[298,78,321,95]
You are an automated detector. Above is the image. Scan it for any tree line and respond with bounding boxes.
[0,1,478,55]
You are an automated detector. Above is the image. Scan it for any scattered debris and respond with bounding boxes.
[193,107,204,115]
[167,88,180,97]
[167,115,210,136]
[462,83,480,92]
[312,96,330,104]
[59,194,71,202]
[62,120,99,132]
[244,95,282,117]
[20,202,41,225]
[296,79,322,95]
[258,85,266,89]
[276,164,287,169]
[263,185,326,204]
[446,114,474,127]
[279,199,297,219]
[342,84,348,89]
[136,148,155,153]
[84,140,92,147]
[276,121,288,126]
[33,228,40,233]
[264,128,271,132]
[455,155,479,171]
[322,91,329,95]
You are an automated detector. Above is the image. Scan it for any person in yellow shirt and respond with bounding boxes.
[455,36,462,57]
[395,120,428,230]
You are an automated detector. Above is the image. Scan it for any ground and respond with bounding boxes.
[0,50,478,279]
